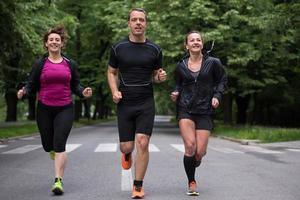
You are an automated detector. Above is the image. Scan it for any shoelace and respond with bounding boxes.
[135,186,142,192]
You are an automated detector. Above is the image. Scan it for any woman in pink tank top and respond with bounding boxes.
[17,26,92,195]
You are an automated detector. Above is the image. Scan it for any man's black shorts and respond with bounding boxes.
[117,97,155,142]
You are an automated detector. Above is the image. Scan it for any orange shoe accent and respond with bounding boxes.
[131,186,145,199]
[121,153,132,170]
[187,181,199,196]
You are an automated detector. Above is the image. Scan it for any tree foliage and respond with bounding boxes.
[1,0,299,126]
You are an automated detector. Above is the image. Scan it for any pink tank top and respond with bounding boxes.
[38,58,72,106]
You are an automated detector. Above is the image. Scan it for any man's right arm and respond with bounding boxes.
[107,65,122,103]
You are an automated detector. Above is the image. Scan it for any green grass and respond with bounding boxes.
[73,117,114,128]
[214,124,300,143]
[0,118,114,140]
[0,122,38,139]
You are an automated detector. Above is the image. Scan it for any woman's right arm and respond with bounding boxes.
[170,66,182,102]
[18,59,41,99]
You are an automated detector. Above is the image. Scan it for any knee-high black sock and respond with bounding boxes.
[183,155,196,183]
[194,155,202,168]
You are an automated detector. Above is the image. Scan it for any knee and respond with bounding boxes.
[136,135,149,151]
[185,142,196,156]
[120,142,134,154]
[196,149,207,160]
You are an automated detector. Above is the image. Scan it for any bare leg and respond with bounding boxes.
[179,119,197,156]
[195,130,210,161]
[54,152,67,178]
[134,134,150,181]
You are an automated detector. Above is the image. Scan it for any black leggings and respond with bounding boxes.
[37,101,74,153]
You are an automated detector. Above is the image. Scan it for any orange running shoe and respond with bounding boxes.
[187,181,199,196]
[131,186,145,199]
[121,153,132,170]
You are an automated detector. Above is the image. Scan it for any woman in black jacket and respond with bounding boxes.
[170,31,227,196]
[17,26,92,195]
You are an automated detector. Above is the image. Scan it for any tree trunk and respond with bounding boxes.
[74,99,82,121]
[235,94,250,124]
[83,99,91,119]
[5,89,18,122]
[73,9,82,121]
[251,93,263,125]
[3,48,21,122]
[93,98,101,120]
[222,93,233,124]
[27,94,36,120]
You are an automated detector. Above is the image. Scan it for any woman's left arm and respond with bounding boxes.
[70,60,85,98]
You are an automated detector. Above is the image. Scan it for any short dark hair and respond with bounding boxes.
[43,25,68,49]
[127,8,147,21]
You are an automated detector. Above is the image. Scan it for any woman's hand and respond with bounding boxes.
[17,87,26,99]
[211,97,219,108]
[83,87,93,98]
[170,91,179,102]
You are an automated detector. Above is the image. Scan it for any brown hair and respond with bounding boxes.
[43,25,68,49]
[184,30,204,45]
[127,8,147,21]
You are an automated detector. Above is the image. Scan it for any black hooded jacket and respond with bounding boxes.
[24,53,84,98]
[174,53,227,115]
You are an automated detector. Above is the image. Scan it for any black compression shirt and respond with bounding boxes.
[109,37,162,102]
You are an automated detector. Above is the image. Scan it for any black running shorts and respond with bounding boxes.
[117,97,155,142]
[177,107,213,131]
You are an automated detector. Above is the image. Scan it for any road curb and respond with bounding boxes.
[0,133,39,144]
[215,135,261,145]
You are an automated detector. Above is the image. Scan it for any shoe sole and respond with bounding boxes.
[131,195,144,199]
[187,191,199,196]
[122,165,131,170]
[52,188,64,195]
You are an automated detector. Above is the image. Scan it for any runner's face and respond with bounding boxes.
[186,33,203,54]
[128,11,147,36]
[45,33,63,53]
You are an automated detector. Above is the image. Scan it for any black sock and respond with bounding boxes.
[125,153,131,161]
[194,155,202,168]
[134,180,143,188]
[183,155,196,183]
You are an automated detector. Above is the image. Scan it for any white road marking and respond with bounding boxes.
[121,169,133,191]
[149,144,160,152]
[95,143,117,152]
[286,148,300,152]
[66,144,82,152]
[171,144,185,153]
[0,145,8,148]
[2,145,42,154]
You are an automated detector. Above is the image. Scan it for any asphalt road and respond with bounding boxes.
[0,118,299,200]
